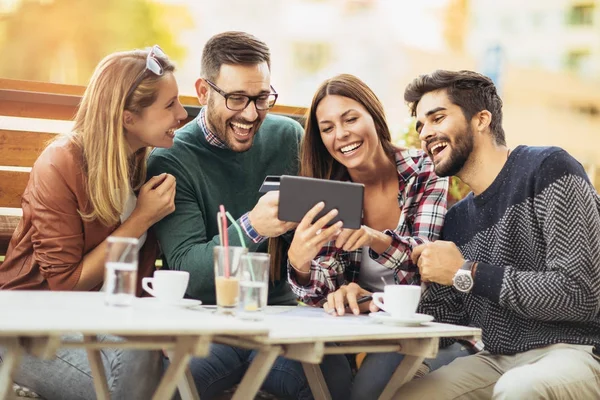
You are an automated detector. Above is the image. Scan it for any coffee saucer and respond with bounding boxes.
[139,298,202,309]
[368,312,434,326]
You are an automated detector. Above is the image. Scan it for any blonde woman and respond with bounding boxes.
[0,46,187,399]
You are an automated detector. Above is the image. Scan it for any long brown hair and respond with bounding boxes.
[270,74,397,276]
[71,48,175,226]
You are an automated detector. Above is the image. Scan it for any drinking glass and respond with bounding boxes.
[237,253,270,320]
[213,246,248,314]
[104,236,139,307]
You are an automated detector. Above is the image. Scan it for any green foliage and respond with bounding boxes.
[0,0,186,85]
[398,117,471,205]
[447,175,471,205]
[399,117,421,149]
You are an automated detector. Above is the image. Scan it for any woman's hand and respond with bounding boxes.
[323,282,373,316]
[334,225,392,254]
[288,202,343,274]
[132,173,176,228]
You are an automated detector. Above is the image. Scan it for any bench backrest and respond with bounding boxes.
[0,78,307,257]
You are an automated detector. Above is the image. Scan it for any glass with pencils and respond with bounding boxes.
[214,204,248,314]
[214,245,247,314]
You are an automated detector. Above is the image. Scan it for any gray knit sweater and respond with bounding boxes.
[419,145,600,355]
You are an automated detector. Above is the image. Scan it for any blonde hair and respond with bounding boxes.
[72,49,175,226]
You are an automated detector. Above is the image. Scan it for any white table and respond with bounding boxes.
[213,306,482,400]
[0,291,268,400]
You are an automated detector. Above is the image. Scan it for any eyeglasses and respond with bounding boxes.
[205,79,278,111]
[125,45,166,101]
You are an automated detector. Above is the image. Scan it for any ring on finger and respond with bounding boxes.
[315,229,322,236]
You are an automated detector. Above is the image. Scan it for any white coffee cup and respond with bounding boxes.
[142,270,189,303]
[372,285,422,318]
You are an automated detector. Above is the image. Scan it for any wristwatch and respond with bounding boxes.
[453,260,475,293]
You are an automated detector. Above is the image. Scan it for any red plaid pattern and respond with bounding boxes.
[197,107,227,149]
[288,148,448,306]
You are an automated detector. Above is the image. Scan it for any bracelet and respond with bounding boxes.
[290,261,311,276]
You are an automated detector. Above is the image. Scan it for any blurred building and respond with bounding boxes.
[466,0,600,184]
[467,0,600,79]
[163,0,600,185]
[172,0,465,137]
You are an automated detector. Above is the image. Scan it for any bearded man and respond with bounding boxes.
[394,70,600,399]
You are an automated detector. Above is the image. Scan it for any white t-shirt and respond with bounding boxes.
[120,188,147,249]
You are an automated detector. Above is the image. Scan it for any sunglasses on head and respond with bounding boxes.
[125,45,166,101]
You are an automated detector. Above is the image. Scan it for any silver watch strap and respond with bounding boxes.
[461,260,475,271]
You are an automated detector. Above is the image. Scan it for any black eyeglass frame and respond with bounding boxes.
[204,79,279,111]
[125,45,166,102]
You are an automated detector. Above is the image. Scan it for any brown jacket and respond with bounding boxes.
[0,137,158,294]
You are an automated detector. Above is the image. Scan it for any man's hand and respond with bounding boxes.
[248,191,297,237]
[411,241,465,286]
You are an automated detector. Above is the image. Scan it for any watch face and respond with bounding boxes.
[454,273,473,292]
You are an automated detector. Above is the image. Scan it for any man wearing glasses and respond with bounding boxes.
[147,31,351,399]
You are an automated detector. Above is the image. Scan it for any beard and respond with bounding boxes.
[432,125,474,177]
[205,96,259,153]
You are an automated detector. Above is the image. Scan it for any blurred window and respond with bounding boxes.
[292,42,331,75]
[565,49,591,72]
[567,4,595,25]
[531,11,545,28]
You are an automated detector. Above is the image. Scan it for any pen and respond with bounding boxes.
[324,295,373,314]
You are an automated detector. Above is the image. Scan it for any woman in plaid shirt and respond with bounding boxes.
[282,74,465,399]
[286,74,448,309]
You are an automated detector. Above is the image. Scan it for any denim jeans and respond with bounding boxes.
[0,334,163,400]
[184,343,353,400]
[350,342,472,400]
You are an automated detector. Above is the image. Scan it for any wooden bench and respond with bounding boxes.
[0,78,307,261]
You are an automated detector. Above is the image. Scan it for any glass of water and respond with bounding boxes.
[237,253,270,319]
[104,236,139,307]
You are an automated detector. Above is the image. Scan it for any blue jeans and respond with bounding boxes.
[0,334,162,400]
[350,342,472,400]
[185,343,352,400]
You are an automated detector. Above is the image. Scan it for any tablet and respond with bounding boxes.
[278,175,364,229]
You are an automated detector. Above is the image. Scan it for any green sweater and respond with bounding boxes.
[147,113,303,305]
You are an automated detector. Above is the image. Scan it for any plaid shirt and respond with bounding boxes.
[197,108,265,243]
[197,107,227,149]
[288,148,448,306]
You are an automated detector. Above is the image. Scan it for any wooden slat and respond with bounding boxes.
[179,95,200,107]
[0,90,80,120]
[0,170,29,209]
[0,100,77,121]
[272,104,308,118]
[0,210,21,255]
[0,90,81,107]
[0,78,85,96]
[0,130,57,167]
